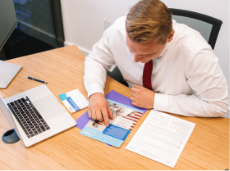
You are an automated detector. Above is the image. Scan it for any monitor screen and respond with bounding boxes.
[0,0,17,51]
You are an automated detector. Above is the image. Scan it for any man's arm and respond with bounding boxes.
[84,26,116,126]
[131,50,229,117]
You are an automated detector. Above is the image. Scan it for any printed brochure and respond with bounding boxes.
[80,99,144,148]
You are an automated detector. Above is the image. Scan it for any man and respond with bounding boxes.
[84,0,229,127]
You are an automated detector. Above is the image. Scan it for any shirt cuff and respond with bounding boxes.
[154,93,170,111]
[86,82,105,98]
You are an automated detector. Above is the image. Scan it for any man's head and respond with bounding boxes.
[126,0,174,63]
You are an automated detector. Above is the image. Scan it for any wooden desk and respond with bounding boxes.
[0,45,229,170]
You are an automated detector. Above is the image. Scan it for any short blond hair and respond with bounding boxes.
[126,0,172,44]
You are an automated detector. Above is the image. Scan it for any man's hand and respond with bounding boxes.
[131,85,155,109]
[88,93,113,127]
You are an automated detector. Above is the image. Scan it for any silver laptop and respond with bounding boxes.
[0,85,76,147]
[0,60,22,88]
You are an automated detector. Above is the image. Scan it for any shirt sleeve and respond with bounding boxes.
[154,49,229,117]
[84,26,116,98]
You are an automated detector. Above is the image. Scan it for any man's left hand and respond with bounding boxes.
[130,85,155,109]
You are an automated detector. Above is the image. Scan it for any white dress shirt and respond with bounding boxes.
[84,16,229,117]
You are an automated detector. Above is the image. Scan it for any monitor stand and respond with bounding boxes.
[2,129,20,144]
[0,60,22,88]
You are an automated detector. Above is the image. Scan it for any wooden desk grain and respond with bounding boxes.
[0,45,229,170]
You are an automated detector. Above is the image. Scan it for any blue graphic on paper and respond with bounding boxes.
[103,124,130,141]
[59,93,67,101]
[66,97,80,111]
[80,126,123,148]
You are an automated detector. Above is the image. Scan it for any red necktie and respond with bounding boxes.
[143,60,153,90]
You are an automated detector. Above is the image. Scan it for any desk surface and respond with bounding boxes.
[0,45,229,170]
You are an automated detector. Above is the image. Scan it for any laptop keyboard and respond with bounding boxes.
[7,96,50,138]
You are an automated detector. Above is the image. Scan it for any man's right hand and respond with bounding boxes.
[88,93,113,127]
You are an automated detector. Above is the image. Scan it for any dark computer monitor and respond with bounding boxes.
[0,0,22,89]
[0,0,18,51]
[0,0,22,144]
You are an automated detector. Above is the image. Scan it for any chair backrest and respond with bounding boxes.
[169,8,222,49]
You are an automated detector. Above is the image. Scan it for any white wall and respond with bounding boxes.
[61,0,139,54]
[60,0,229,117]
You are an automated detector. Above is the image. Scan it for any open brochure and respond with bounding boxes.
[80,99,144,148]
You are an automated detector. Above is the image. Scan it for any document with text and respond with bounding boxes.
[126,110,195,168]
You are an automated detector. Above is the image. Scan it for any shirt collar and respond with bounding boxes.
[160,42,169,57]
[153,42,169,61]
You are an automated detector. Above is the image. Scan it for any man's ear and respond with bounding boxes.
[167,29,175,43]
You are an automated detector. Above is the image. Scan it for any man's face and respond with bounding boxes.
[126,31,174,63]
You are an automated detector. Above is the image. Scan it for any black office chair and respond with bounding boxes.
[170,8,222,49]
[108,8,222,86]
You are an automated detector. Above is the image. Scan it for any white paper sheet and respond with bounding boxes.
[126,110,195,168]
[59,89,88,113]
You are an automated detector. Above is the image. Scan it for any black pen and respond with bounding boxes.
[25,76,47,84]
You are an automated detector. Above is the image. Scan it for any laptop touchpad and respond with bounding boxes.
[32,94,66,120]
